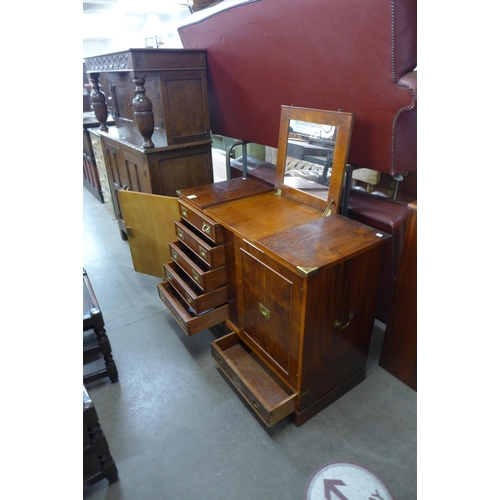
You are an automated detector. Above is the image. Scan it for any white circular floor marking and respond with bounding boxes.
[304,462,393,500]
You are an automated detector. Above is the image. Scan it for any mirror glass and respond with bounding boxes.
[284,120,337,200]
[275,106,353,214]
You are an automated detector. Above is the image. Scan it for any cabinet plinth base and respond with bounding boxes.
[293,368,367,427]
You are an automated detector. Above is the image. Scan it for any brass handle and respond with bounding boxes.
[202,223,212,236]
[199,247,207,259]
[185,294,193,305]
[166,271,172,281]
[192,270,200,284]
[181,207,188,218]
[251,399,261,411]
[177,229,184,240]
[334,311,355,330]
[171,250,178,261]
[259,303,271,320]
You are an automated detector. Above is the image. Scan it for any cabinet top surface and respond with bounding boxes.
[205,191,323,242]
[87,48,207,58]
[85,48,207,73]
[182,178,390,272]
[255,215,390,271]
[178,178,274,210]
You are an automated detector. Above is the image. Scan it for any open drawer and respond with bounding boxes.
[158,282,228,336]
[211,332,297,427]
[163,262,228,314]
[169,241,226,293]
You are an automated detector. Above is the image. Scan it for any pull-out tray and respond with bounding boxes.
[211,332,297,427]
[169,241,226,292]
[174,220,225,268]
[158,282,228,336]
[163,262,228,314]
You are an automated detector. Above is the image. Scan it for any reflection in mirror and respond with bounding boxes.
[284,120,337,200]
[275,106,353,214]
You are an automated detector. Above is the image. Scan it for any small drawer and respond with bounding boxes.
[163,262,228,314]
[169,241,226,292]
[174,220,225,268]
[211,332,297,427]
[158,282,228,336]
[178,199,224,245]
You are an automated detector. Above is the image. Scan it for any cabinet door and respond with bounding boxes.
[236,238,302,389]
[121,150,153,194]
[118,190,180,278]
[299,247,383,409]
[159,69,210,145]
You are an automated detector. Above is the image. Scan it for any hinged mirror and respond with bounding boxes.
[274,106,353,213]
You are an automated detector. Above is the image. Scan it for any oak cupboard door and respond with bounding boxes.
[118,190,180,278]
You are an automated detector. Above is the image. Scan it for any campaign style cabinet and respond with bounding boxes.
[170,178,389,427]
[120,106,390,426]
[84,49,213,240]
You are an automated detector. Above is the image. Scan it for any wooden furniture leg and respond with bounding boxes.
[83,387,118,486]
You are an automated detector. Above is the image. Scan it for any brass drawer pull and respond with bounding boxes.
[171,250,178,261]
[251,399,261,412]
[202,223,212,236]
[334,310,355,330]
[166,271,173,282]
[259,303,270,320]
[185,294,193,305]
[199,247,207,259]
[177,229,184,240]
[192,270,200,284]
[181,206,189,218]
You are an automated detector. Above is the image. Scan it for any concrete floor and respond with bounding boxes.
[83,153,417,499]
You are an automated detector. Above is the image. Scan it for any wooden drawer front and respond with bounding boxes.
[174,220,225,268]
[178,199,224,244]
[169,241,226,292]
[211,332,297,427]
[163,262,228,314]
[158,282,228,336]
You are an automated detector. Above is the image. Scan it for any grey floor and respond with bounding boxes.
[83,151,417,499]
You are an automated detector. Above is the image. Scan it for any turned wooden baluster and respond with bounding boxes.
[88,73,108,132]
[132,76,155,149]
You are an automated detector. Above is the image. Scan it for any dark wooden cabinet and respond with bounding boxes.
[379,201,417,390]
[84,49,214,239]
[83,387,118,486]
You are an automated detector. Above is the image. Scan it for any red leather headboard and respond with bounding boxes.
[178,0,416,175]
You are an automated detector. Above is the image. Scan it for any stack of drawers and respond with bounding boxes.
[89,129,115,217]
[157,199,229,335]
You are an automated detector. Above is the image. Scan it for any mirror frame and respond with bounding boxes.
[274,105,353,213]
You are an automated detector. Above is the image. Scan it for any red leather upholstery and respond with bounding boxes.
[179,0,417,175]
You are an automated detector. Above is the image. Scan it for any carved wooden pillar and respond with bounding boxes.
[88,73,109,132]
[132,76,155,149]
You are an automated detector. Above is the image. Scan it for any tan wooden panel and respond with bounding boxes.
[119,191,180,278]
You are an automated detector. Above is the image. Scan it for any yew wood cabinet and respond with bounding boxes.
[166,176,390,427]
[120,107,390,426]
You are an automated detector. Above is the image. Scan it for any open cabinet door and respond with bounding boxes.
[118,190,180,278]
